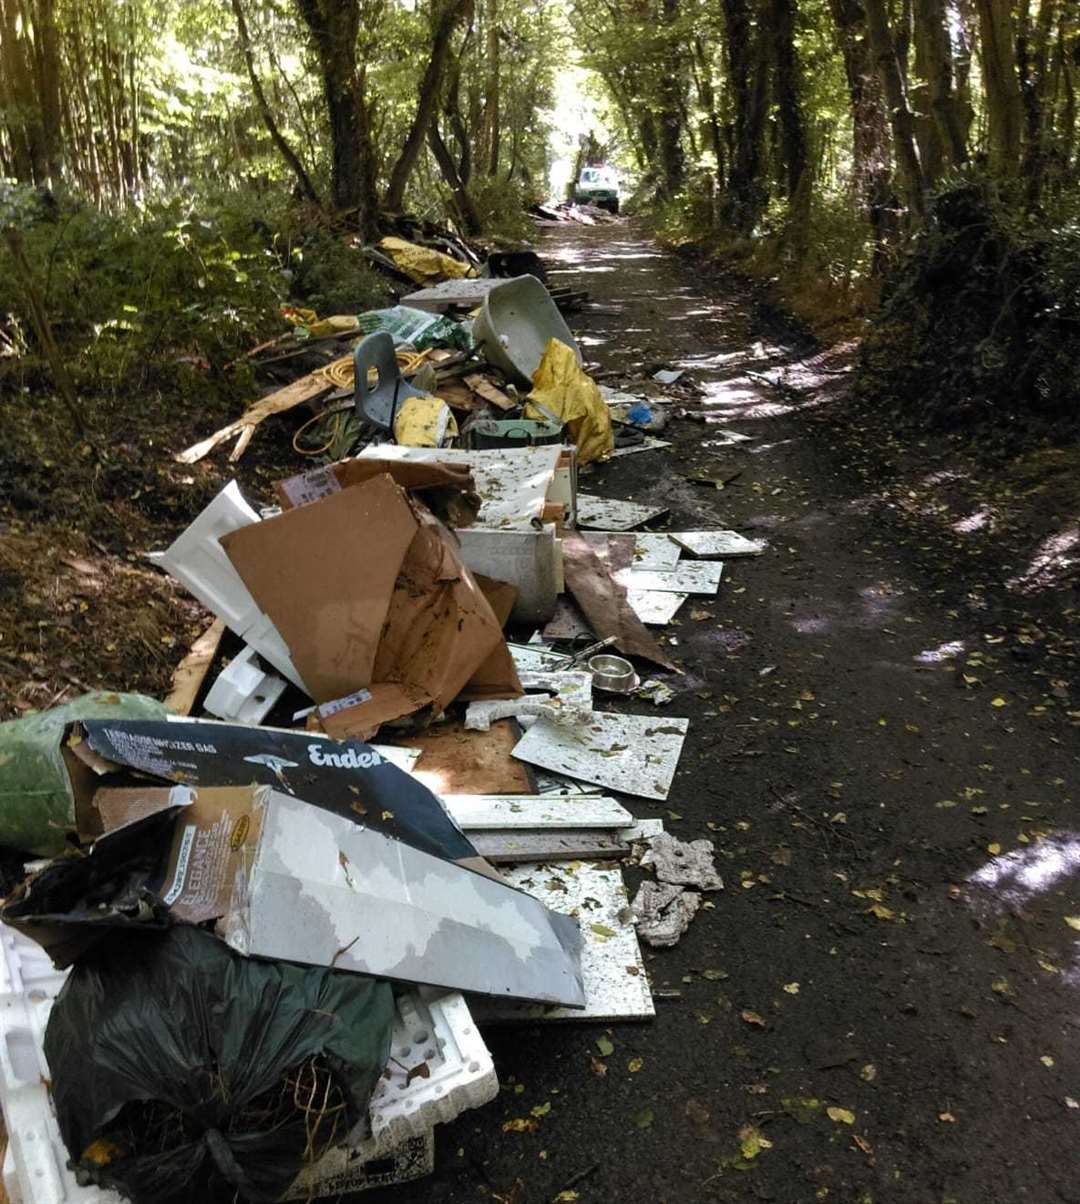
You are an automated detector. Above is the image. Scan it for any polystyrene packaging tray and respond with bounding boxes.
[358,987,499,1156]
[0,925,497,1200]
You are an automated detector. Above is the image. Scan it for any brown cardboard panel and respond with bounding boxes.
[275,458,480,529]
[562,532,677,671]
[159,785,265,924]
[388,720,536,796]
[94,785,178,832]
[221,475,418,702]
[315,681,430,742]
[372,517,507,712]
[461,573,525,702]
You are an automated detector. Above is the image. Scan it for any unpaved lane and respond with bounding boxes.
[373,221,1080,1204]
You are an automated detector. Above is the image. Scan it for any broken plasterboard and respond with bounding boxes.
[610,436,671,458]
[615,562,724,595]
[464,671,593,732]
[470,862,654,1022]
[542,597,594,641]
[575,494,668,531]
[400,277,504,311]
[669,530,766,558]
[512,713,689,801]
[469,830,630,863]
[631,533,682,571]
[507,643,574,674]
[357,445,562,530]
[441,794,633,830]
[624,589,689,625]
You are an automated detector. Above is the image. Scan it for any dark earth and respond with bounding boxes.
[5,220,1080,1204]
[378,222,1080,1204]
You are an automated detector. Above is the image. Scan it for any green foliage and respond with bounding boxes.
[286,227,387,316]
[855,175,1080,448]
[0,191,288,395]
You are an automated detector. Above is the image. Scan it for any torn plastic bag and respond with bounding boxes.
[525,338,613,465]
[44,925,394,1204]
[357,305,473,352]
[0,691,167,856]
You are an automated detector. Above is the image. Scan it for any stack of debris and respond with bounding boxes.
[0,233,773,1202]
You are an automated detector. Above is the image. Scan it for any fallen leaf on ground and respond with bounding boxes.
[826,1107,855,1125]
[1040,1055,1055,1068]
[503,1117,538,1134]
[738,1124,772,1159]
[1064,916,1080,931]
[596,1035,614,1056]
[531,1101,551,1118]
[589,1055,607,1077]
[741,1010,767,1027]
[868,904,897,920]
[860,1063,877,1082]
[628,1057,644,1073]
[852,1134,874,1157]
[634,1107,654,1129]
[783,982,800,994]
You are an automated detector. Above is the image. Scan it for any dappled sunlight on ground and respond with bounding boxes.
[915,639,966,664]
[953,508,996,533]
[967,835,1080,913]
[1007,525,1080,594]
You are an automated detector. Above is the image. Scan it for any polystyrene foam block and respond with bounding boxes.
[352,987,499,1157]
[203,646,288,725]
[0,926,488,1198]
[152,482,304,689]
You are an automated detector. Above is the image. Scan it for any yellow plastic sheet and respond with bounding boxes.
[378,237,474,286]
[525,338,614,464]
[393,393,459,448]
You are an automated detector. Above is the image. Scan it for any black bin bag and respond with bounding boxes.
[44,926,394,1204]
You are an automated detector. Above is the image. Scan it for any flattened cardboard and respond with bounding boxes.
[275,457,481,529]
[225,787,585,1007]
[222,474,419,702]
[82,717,479,865]
[372,514,509,711]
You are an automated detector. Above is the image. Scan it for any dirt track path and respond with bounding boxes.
[387,221,1080,1204]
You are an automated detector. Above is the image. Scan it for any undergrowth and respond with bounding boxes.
[855,174,1080,453]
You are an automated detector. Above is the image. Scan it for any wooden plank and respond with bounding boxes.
[165,619,226,715]
[463,372,514,412]
[175,371,331,464]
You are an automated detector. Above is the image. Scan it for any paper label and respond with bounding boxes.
[278,466,342,509]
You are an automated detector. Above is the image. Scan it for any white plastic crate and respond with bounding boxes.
[0,925,498,1199]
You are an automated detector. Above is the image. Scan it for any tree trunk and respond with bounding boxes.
[864,0,925,220]
[655,0,686,199]
[692,36,726,187]
[429,119,482,232]
[973,0,1023,175]
[913,0,968,180]
[0,0,47,183]
[295,0,378,234]
[384,0,470,213]
[768,0,808,198]
[482,0,500,175]
[827,0,899,267]
[33,0,63,185]
[721,0,768,231]
[232,0,320,204]
[1019,0,1057,202]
